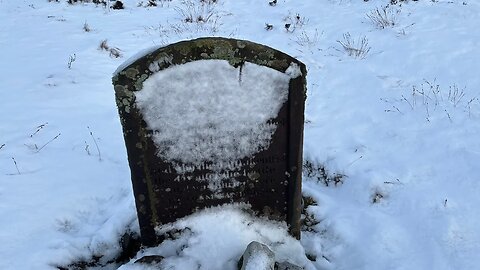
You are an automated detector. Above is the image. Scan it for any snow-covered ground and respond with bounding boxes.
[1,0,479,269]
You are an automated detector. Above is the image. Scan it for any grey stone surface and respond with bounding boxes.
[239,241,275,270]
[275,261,303,270]
[134,255,164,265]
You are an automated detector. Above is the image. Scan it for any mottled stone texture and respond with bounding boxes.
[113,37,306,246]
[239,241,275,270]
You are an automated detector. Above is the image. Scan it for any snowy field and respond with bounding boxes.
[1,0,480,269]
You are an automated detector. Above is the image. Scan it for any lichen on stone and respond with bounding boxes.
[177,44,192,56]
[125,67,140,79]
[134,74,150,91]
[237,40,247,49]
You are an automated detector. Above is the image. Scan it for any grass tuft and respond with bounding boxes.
[337,32,371,59]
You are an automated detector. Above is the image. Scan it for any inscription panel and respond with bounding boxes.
[113,37,306,246]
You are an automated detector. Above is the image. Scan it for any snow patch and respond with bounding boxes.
[135,59,290,175]
[113,45,163,76]
[285,62,302,79]
[244,253,272,270]
[119,205,310,270]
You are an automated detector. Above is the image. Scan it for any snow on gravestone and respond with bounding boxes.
[112,38,306,246]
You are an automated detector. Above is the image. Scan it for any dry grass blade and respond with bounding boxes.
[337,33,371,59]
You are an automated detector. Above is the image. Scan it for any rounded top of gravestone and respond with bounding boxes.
[113,37,306,87]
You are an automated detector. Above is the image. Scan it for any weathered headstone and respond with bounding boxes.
[113,37,306,246]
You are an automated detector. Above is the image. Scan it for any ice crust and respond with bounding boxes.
[135,59,290,171]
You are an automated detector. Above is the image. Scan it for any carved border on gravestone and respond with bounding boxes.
[113,37,306,246]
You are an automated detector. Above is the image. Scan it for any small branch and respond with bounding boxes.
[0,144,5,151]
[24,143,38,151]
[36,133,61,152]
[425,101,430,119]
[347,155,363,167]
[83,21,91,32]
[12,157,20,174]
[30,122,48,137]
[445,109,452,123]
[411,86,417,108]
[393,105,403,114]
[88,126,102,161]
[84,141,91,155]
[68,54,76,69]
[467,97,477,118]
[384,178,401,185]
[337,32,371,59]
[401,95,414,110]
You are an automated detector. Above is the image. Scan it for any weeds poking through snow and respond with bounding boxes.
[84,141,91,155]
[390,0,415,5]
[0,144,5,151]
[138,0,173,7]
[401,95,414,110]
[67,54,76,69]
[170,0,227,35]
[36,133,61,153]
[109,47,122,58]
[366,6,399,29]
[87,126,102,161]
[283,12,308,33]
[347,155,363,167]
[24,143,38,151]
[67,0,107,6]
[56,218,76,233]
[372,191,385,204]
[384,178,402,185]
[295,29,320,48]
[54,230,141,269]
[303,159,345,187]
[99,39,109,50]
[337,33,371,59]
[175,0,216,24]
[302,196,320,233]
[112,0,124,10]
[448,84,466,108]
[445,109,453,123]
[384,79,478,122]
[144,0,156,7]
[467,97,478,118]
[83,21,91,32]
[146,0,229,38]
[384,105,403,114]
[99,40,122,58]
[30,122,48,137]
[24,123,60,152]
[11,157,21,175]
[265,23,273,30]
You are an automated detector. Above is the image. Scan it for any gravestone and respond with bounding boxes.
[112,37,306,246]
